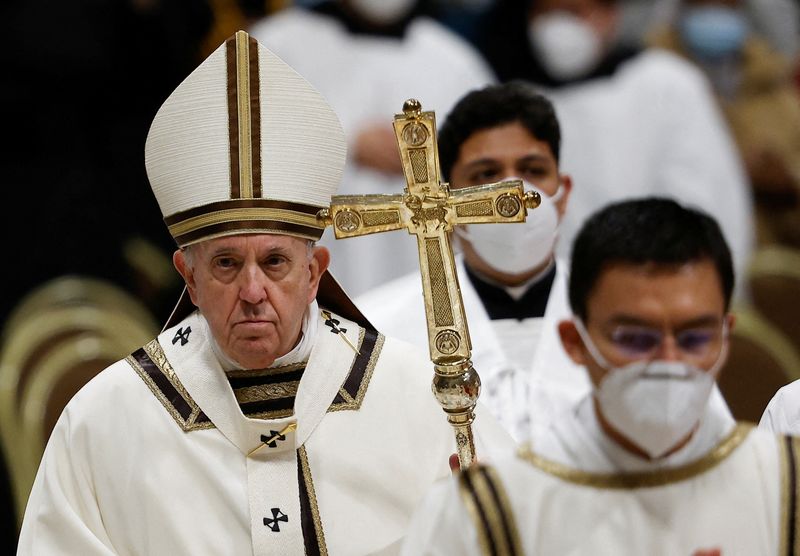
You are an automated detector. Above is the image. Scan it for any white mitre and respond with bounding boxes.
[145,29,346,246]
[144,30,365,328]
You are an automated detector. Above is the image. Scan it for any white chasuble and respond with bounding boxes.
[402,423,800,555]
[18,309,515,555]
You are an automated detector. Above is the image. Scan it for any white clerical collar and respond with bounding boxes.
[206,300,319,371]
[469,257,556,301]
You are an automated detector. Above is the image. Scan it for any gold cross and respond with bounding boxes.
[318,99,539,468]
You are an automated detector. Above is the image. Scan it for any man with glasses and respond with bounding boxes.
[401,198,799,555]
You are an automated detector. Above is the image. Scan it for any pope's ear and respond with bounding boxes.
[173,249,199,304]
[558,319,588,366]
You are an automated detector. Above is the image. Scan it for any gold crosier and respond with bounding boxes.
[318,100,540,469]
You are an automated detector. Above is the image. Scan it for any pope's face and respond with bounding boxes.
[175,234,329,369]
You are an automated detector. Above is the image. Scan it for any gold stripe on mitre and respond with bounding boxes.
[165,198,326,246]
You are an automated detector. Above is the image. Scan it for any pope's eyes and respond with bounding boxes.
[262,255,290,268]
[214,257,237,269]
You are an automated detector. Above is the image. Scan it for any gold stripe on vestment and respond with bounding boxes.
[458,464,522,556]
[518,423,753,489]
[299,445,329,555]
[779,435,800,556]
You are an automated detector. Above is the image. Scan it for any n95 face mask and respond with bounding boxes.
[348,0,416,25]
[528,12,603,80]
[456,182,561,276]
[575,319,726,459]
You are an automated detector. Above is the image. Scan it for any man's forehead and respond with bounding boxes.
[458,123,556,164]
[587,260,726,319]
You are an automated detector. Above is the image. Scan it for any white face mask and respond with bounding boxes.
[575,319,727,459]
[347,0,416,25]
[528,12,603,81]
[456,181,562,276]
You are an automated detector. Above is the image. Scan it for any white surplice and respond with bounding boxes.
[249,8,496,297]
[401,394,799,556]
[18,303,515,555]
[544,49,754,289]
[356,257,590,443]
[760,379,800,435]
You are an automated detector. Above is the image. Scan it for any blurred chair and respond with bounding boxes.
[749,245,800,352]
[718,306,800,423]
[0,275,158,529]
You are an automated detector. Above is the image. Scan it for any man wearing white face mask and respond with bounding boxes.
[402,197,800,555]
[477,0,754,294]
[357,82,586,443]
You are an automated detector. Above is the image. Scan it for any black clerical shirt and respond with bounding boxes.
[464,263,556,321]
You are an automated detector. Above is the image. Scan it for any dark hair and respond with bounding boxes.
[438,80,561,182]
[568,198,735,320]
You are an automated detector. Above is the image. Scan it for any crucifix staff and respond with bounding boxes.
[318,99,540,469]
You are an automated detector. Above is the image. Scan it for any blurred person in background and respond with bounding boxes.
[475,0,755,293]
[648,0,800,249]
[248,0,496,297]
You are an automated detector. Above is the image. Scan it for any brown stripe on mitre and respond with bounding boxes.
[248,35,262,198]
[225,31,262,200]
[165,199,326,246]
[226,35,240,198]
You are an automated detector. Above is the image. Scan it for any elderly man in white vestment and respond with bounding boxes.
[401,198,800,555]
[357,82,586,443]
[16,31,514,555]
[247,0,496,298]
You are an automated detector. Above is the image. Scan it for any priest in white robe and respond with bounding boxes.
[248,0,496,298]
[357,82,581,442]
[17,31,514,555]
[401,198,798,555]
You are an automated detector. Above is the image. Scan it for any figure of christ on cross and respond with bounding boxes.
[317,99,540,468]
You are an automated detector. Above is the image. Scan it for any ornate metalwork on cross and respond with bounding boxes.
[317,99,540,469]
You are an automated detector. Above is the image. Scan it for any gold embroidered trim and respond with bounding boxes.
[233,382,299,404]
[299,445,329,555]
[458,465,522,556]
[458,471,492,556]
[792,437,800,556]
[780,436,790,556]
[779,435,800,556]
[245,408,295,420]
[128,340,214,431]
[484,466,523,556]
[225,362,307,379]
[168,207,323,238]
[328,329,385,412]
[518,423,753,489]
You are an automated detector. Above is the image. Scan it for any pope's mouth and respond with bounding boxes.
[234,320,274,330]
